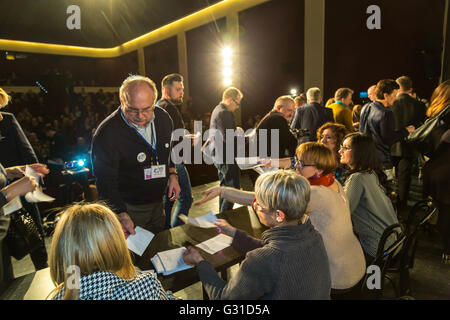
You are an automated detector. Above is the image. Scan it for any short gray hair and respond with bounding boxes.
[119,75,158,107]
[255,170,310,222]
[306,87,322,102]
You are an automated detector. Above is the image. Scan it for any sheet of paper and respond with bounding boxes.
[24,166,55,203]
[1,196,23,216]
[235,157,263,170]
[150,255,165,274]
[253,166,278,175]
[153,247,193,275]
[126,226,155,256]
[179,211,219,228]
[196,234,233,255]
[25,188,55,203]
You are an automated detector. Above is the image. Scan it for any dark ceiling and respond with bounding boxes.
[0,0,222,48]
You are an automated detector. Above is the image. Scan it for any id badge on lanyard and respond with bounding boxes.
[135,122,166,181]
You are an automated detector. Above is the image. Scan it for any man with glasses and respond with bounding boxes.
[92,75,180,237]
[157,73,194,228]
[208,87,243,213]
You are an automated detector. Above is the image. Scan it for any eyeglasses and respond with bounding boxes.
[294,157,316,169]
[339,145,352,151]
[232,99,241,107]
[125,106,155,116]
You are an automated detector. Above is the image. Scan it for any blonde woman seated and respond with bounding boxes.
[195,143,366,295]
[184,170,331,299]
[48,203,176,300]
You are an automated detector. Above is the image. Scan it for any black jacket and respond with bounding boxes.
[0,112,38,166]
[91,107,174,213]
[291,102,334,143]
[390,94,427,157]
[360,101,408,164]
[255,111,298,158]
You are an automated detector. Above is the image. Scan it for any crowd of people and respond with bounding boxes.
[0,73,449,300]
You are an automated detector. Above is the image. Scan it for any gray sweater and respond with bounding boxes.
[197,220,331,300]
[343,171,399,258]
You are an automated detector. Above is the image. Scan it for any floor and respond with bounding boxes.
[9,170,450,300]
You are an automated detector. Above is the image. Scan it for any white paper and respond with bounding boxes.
[126,226,155,256]
[179,211,219,228]
[253,166,278,175]
[152,247,193,275]
[235,157,264,170]
[25,188,55,203]
[195,234,233,255]
[1,196,23,216]
[24,166,55,203]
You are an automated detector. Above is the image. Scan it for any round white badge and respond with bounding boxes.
[165,143,169,148]
[137,152,146,163]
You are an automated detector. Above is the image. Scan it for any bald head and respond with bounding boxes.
[273,95,295,122]
[368,85,376,101]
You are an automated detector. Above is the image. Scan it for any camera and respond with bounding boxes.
[290,128,310,140]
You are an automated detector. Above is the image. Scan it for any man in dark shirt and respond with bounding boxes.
[208,87,243,213]
[291,87,333,144]
[92,75,180,236]
[157,74,193,228]
[391,76,427,211]
[256,95,298,158]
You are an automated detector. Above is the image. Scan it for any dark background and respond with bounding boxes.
[0,0,447,123]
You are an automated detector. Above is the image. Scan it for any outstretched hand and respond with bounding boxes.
[193,186,221,206]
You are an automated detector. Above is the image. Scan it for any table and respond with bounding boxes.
[1,205,266,299]
[134,205,266,293]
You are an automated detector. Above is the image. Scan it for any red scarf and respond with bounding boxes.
[308,173,335,187]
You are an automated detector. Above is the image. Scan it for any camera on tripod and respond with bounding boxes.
[62,158,90,175]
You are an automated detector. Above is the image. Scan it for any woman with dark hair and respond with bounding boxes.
[317,122,349,183]
[421,80,450,263]
[339,132,399,262]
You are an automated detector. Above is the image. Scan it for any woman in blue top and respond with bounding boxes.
[339,132,399,262]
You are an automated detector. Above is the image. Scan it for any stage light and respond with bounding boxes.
[222,46,232,59]
[77,159,85,167]
[224,78,232,86]
[224,58,232,67]
[222,67,232,77]
[290,89,298,96]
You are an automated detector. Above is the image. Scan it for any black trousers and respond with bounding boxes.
[392,156,415,209]
[214,163,240,213]
[437,203,450,255]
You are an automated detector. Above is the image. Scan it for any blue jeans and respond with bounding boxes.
[163,163,193,228]
[215,163,240,213]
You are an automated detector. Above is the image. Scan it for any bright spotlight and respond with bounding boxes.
[222,67,232,77]
[223,58,232,67]
[290,89,298,96]
[224,78,232,86]
[222,46,232,59]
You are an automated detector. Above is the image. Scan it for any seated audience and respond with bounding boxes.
[184,170,331,299]
[339,132,399,262]
[195,144,366,293]
[317,122,349,183]
[48,203,176,300]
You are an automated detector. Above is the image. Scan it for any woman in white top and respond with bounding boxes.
[196,143,366,294]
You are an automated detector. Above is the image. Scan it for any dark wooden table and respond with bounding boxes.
[134,205,266,293]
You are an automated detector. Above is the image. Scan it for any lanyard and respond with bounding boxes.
[133,122,159,165]
[335,101,347,109]
[0,166,9,186]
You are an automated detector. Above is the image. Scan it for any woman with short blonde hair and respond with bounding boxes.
[49,203,175,300]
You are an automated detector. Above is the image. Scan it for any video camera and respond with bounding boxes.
[290,128,310,140]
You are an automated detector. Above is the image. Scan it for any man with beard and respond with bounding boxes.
[157,74,194,228]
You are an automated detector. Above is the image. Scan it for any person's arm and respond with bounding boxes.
[197,249,272,300]
[91,129,128,215]
[343,173,364,214]
[379,111,409,146]
[10,114,39,164]
[342,109,355,132]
